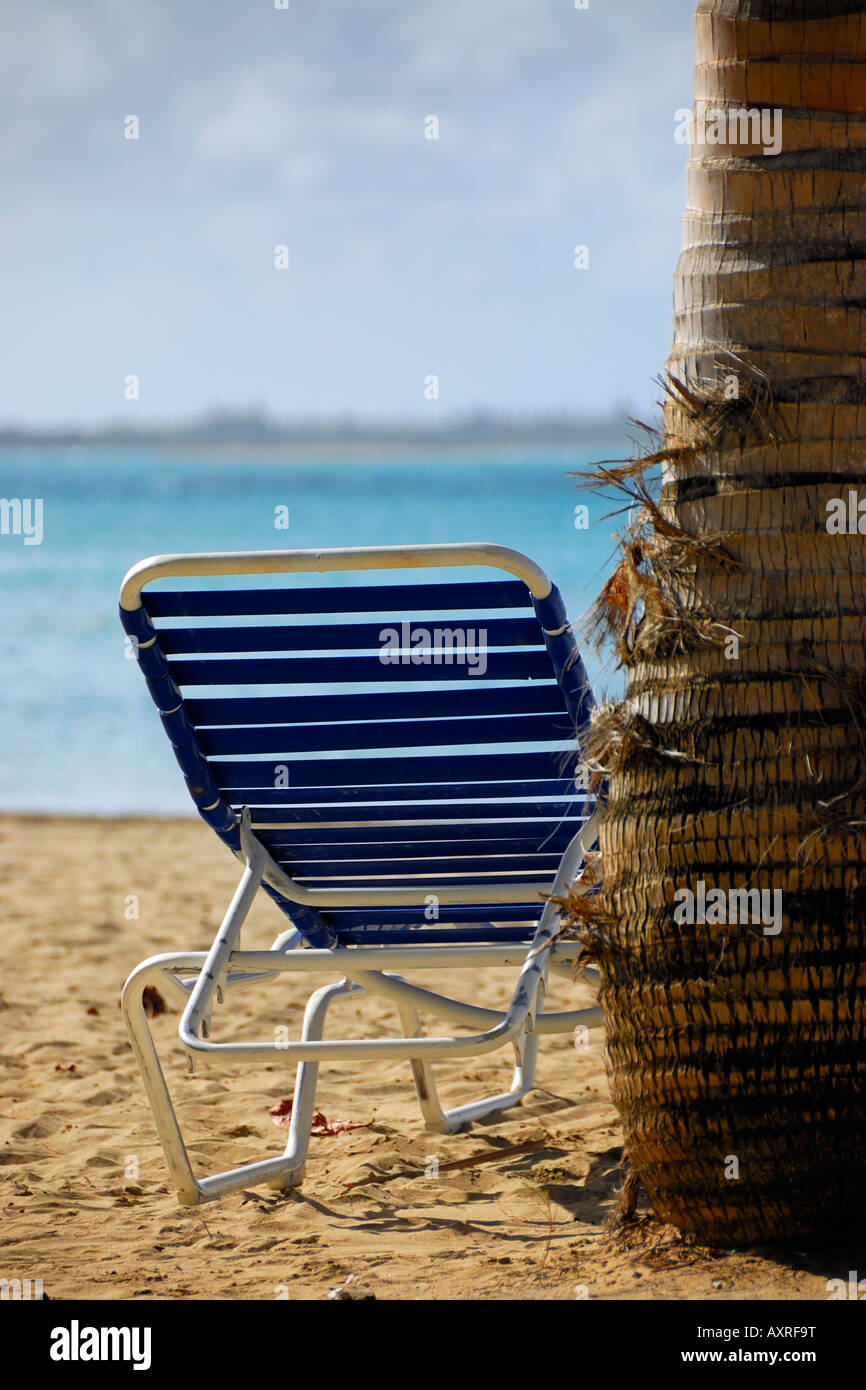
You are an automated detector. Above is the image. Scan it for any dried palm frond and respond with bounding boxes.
[577,404,744,670]
[583,543,667,660]
[585,706,704,778]
[662,359,789,450]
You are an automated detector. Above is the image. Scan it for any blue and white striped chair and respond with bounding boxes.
[119,543,602,1205]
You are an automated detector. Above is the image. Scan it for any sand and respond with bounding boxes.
[0,813,856,1301]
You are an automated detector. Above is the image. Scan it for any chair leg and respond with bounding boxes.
[121,959,208,1206]
[391,992,461,1134]
[265,977,361,1189]
[121,955,360,1204]
[389,963,549,1133]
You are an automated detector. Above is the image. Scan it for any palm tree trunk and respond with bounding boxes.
[597,0,866,1245]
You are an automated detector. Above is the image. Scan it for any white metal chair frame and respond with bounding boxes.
[119,544,602,1206]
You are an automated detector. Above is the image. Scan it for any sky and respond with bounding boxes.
[1,0,695,427]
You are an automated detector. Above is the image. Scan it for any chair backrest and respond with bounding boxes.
[120,547,597,947]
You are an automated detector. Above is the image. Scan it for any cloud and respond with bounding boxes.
[195,75,299,161]
[0,0,697,422]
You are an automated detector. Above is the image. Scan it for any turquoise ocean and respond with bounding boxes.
[0,446,626,815]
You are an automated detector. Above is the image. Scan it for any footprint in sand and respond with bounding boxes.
[0,1150,44,1167]
[82,1089,127,1106]
[12,1117,61,1139]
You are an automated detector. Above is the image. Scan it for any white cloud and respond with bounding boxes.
[0,0,696,421]
[391,0,566,81]
[195,75,299,161]
[0,0,169,96]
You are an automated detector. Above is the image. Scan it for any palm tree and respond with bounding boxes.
[587,0,866,1245]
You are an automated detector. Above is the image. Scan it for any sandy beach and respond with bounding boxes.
[0,813,858,1302]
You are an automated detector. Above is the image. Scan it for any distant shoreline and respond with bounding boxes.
[0,412,643,454]
[0,439,628,465]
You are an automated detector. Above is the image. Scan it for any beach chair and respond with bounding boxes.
[119,543,602,1205]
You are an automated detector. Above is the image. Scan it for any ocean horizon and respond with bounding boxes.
[0,445,627,815]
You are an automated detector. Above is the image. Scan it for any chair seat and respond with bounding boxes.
[121,550,597,948]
